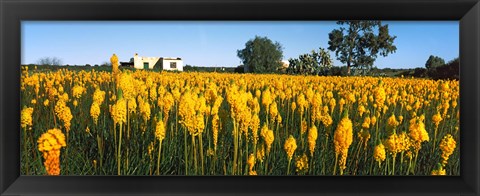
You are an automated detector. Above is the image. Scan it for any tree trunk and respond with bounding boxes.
[347,62,351,75]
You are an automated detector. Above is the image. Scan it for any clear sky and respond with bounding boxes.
[22,21,459,69]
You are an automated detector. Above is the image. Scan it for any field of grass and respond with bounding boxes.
[20,65,459,175]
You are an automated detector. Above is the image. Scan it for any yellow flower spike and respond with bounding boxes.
[260,125,274,154]
[284,135,297,161]
[21,107,34,129]
[333,109,353,175]
[307,125,318,156]
[439,134,456,166]
[387,113,399,130]
[37,128,66,175]
[432,112,443,128]
[295,154,309,173]
[374,143,386,164]
[247,153,256,172]
[155,119,166,141]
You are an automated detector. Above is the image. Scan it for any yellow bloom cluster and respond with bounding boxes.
[408,117,429,150]
[155,119,166,141]
[54,98,73,132]
[90,88,105,125]
[90,102,101,124]
[21,107,34,129]
[111,98,127,126]
[432,112,443,128]
[111,54,119,76]
[260,125,274,153]
[384,132,411,155]
[261,88,272,108]
[72,85,85,99]
[211,114,220,151]
[295,154,309,173]
[138,96,151,122]
[119,73,136,100]
[296,93,307,115]
[284,135,297,161]
[362,116,371,129]
[374,85,386,108]
[162,92,175,118]
[307,125,318,156]
[247,153,256,174]
[178,90,198,135]
[334,114,353,173]
[439,134,456,166]
[387,114,399,129]
[93,88,106,104]
[37,128,66,175]
[373,143,386,163]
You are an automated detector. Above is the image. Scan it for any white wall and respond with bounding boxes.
[162,59,183,71]
[133,55,160,69]
[133,54,183,71]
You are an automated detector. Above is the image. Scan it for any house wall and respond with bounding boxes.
[162,59,183,71]
[133,54,183,71]
[133,55,160,69]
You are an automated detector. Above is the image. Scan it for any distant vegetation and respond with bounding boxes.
[286,48,333,75]
[327,21,397,75]
[28,21,458,80]
[23,57,459,81]
[237,36,284,73]
[36,57,63,66]
[400,57,459,80]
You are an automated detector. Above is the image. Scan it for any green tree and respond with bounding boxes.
[287,47,333,75]
[425,55,445,70]
[37,57,63,66]
[425,55,446,78]
[237,36,283,73]
[328,21,397,75]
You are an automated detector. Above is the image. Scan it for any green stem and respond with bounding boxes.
[23,127,29,175]
[232,121,238,175]
[392,153,396,175]
[117,124,123,175]
[199,133,204,175]
[407,156,412,175]
[192,134,197,175]
[156,140,162,175]
[432,126,438,154]
[184,128,188,175]
[400,151,404,173]
[66,131,69,175]
[333,153,338,175]
[412,150,419,175]
[287,159,291,175]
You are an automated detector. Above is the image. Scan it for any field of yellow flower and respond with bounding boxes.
[20,65,459,175]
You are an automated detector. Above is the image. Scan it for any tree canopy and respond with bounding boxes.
[36,57,63,66]
[425,55,446,70]
[237,36,283,73]
[287,47,333,75]
[328,21,397,75]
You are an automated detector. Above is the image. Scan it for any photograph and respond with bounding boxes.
[20,21,460,176]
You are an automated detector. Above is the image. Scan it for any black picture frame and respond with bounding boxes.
[1,0,479,195]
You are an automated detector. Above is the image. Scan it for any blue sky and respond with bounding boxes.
[22,21,459,69]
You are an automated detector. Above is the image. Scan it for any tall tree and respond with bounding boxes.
[328,21,397,75]
[425,55,445,70]
[237,36,283,73]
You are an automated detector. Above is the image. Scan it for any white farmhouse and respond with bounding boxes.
[131,53,183,71]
